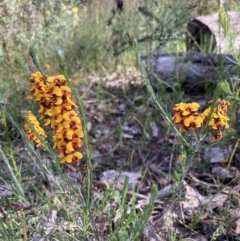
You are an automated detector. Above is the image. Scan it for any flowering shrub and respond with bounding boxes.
[24,111,47,147]
[25,72,84,165]
[173,99,230,140]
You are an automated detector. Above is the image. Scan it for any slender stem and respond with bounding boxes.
[227,138,239,169]
[56,54,92,238]
[21,209,27,241]
[192,131,199,144]
[133,40,193,151]
[1,111,21,181]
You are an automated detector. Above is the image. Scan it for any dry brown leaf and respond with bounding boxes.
[0,184,14,197]
[151,121,159,140]
[235,218,240,234]
[33,209,58,241]
[181,184,206,215]
[100,170,141,190]
[204,193,228,210]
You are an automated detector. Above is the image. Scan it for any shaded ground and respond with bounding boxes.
[77,69,240,240]
[1,67,240,240]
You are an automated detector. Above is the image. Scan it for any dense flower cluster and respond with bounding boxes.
[24,111,47,147]
[173,102,204,131]
[28,72,84,165]
[202,99,230,140]
[173,99,230,140]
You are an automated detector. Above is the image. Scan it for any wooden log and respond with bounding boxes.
[141,51,240,88]
[186,12,240,53]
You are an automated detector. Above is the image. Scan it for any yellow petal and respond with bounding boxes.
[61,154,74,164]
[54,97,63,105]
[66,142,74,154]
[66,129,74,140]
[53,86,62,96]
[173,114,183,124]
[73,152,83,159]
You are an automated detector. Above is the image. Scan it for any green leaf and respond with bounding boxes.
[128,184,158,241]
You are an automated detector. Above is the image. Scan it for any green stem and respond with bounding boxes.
[1,110,21,182]
[56,53,92,237]
[133,40,193,151]
[227,138,239,169]
[21,209,27,241]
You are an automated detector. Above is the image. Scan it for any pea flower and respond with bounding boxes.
[182,114,204,131]
[173,102,203,130]
[28,72,84,165]
[172,99,230,140]
[202,99,230,140]
[24,111,47,147]
[173,102,200,116]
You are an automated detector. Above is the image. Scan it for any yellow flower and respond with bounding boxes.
[47,75,67,86]
[173,102,203,130]
[173,102,200,116]
[66,138,83,153]
[208,116,229,130]
[24,111,47,147]
[66,128,83,140]
[44,64,51,70]
[60,152,83,165]
[26,95,33,101]
[51,114,64,124]
[66,142,75,154]
[65,97,78,108]
[183,115,203,130]
[53,123,64,133]
[172,98,230,140]
[173,113,185,124]
[72,80,79,86]
[51,96,63,106]
[29,74,46,95]
[29,72,84,164]
[62,110,78,121]
[72,6,79,14]
[63,116,81,128]
[213,131,223,141]
[29,72,44,83]
[202,98,230,140]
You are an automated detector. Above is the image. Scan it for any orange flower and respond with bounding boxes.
[24,111,47,147]
[44,64,51,70]
[213,131,223,141]
[65,128,83,140]
[28,72,84,165]
[173,102,203,131]
[26,95,33,101]
[173,113,185,124]
[203,99,230,135]
[172,99,230,139]
[47,75,67,86]
[183,115,203,131]
[173,102,200,116]
[61,152,83,165]
[72,80,79,86]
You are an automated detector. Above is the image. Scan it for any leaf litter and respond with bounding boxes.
[1,67,240,240]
